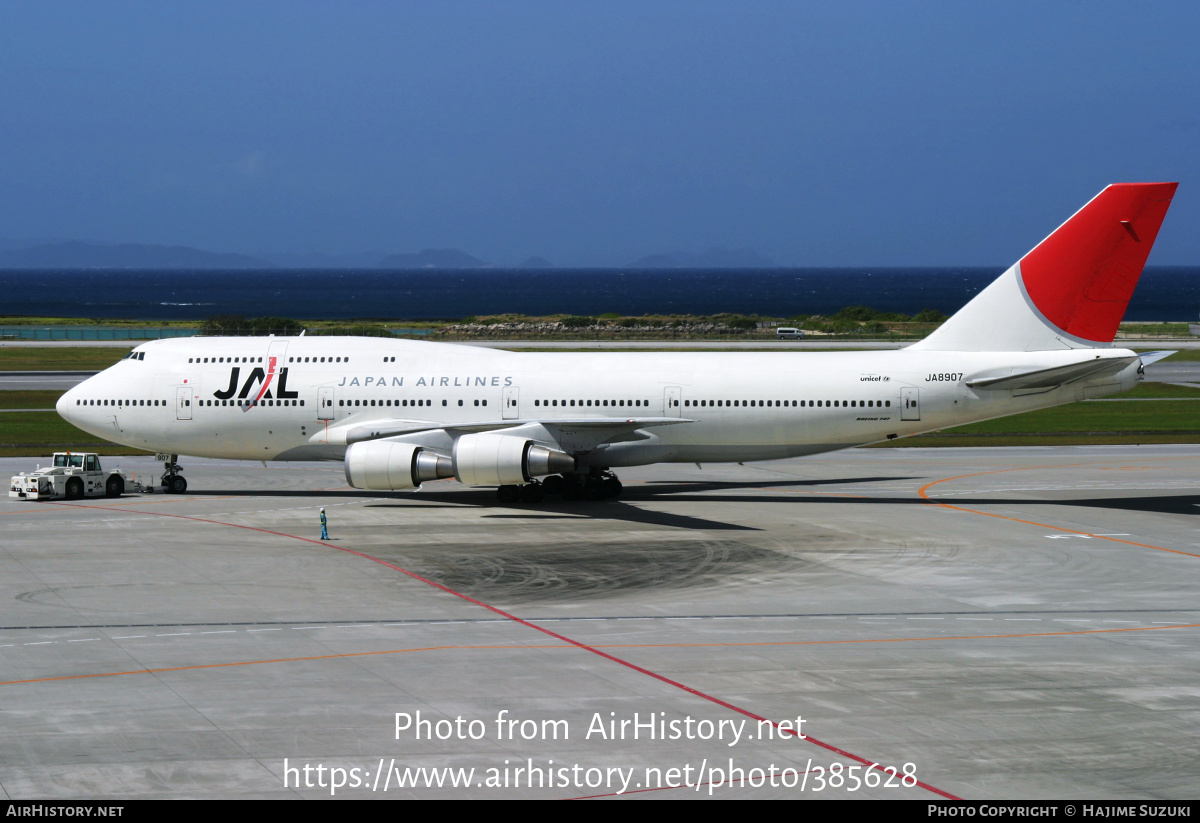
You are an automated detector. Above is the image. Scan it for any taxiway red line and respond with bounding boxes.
[52,499,960,800]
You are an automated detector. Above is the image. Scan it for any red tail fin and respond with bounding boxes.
[1020,182,1177,344]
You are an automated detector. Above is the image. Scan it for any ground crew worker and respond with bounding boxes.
[320,507,329,540]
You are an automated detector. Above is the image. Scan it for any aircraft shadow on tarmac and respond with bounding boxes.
[168,480,1198,603]
[364,476,921,532]
[183,476,1199,533]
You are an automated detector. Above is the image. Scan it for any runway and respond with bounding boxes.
[1,446,1198,799]
[0,371,101,392]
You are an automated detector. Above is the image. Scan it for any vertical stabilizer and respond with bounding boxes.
[911,183,1177,352]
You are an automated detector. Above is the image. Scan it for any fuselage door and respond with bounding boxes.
[176,386,193,420]
[503,385,519,420]
[901,387,920,421]
[664,386,682,418]
[318,386,335,420]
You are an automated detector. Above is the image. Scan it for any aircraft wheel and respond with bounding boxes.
[519,483,544,504]
[561,476,582,501]
[170,476,187,494]
[541,474,565,495]
[105,476,124,498]
[602,477,622,499]
[496,485,519,503]
[583,479,604,501]
[65,477,84,500]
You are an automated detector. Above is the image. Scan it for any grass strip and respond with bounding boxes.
[0,348,131,371]
[0,390,63,409]
[873,433,1200,448]
[0,411,151,456]
[1109,382,1200,398]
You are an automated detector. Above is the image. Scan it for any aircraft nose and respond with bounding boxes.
[57,374,97,426]
[56,385,77,422]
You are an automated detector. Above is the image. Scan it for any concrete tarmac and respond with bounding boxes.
[1,446,1198,799]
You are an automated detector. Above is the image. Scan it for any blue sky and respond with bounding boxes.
[1,1,1197,265]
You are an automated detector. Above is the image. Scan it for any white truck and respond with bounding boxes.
[9,452,143,501]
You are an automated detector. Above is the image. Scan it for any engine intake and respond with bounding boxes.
[452,433,574,486]
[344,441,454,490]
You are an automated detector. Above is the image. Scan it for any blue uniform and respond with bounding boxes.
[320,510,329,540]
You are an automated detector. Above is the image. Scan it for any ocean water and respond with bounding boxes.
[0,267,1195,322]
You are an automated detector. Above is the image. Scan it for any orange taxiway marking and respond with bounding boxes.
[918,460,1200,560]
[3,622,1196,688]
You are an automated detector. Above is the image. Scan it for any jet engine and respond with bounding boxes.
[344,441,454,491]
[451,433,575,486]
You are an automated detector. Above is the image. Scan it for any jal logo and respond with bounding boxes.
[212,358,298,407]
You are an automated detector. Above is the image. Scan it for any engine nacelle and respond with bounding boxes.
[344,441,454,491]
[452,433,574,486]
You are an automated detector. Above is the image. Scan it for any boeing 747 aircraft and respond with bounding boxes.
[56,183,1178,502]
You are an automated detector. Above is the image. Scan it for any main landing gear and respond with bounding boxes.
[158,453,188,494]
[495,470,622,504]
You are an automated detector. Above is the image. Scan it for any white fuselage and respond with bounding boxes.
[57,336,1141,467]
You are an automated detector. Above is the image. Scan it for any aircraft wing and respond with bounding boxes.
[339,416,693,446]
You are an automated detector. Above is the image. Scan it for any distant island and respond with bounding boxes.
[257,251,387,269]
[627,248,774,268]
[0,239,778,270]
[376,248,490,269]
[0,241,270,269]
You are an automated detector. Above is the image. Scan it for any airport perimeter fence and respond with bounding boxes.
[0,325,200,341]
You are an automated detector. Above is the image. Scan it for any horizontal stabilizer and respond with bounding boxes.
[1137,350,1177,367]
[966,356,1137,391]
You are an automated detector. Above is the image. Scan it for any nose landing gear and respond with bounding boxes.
[156,453,187,494]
